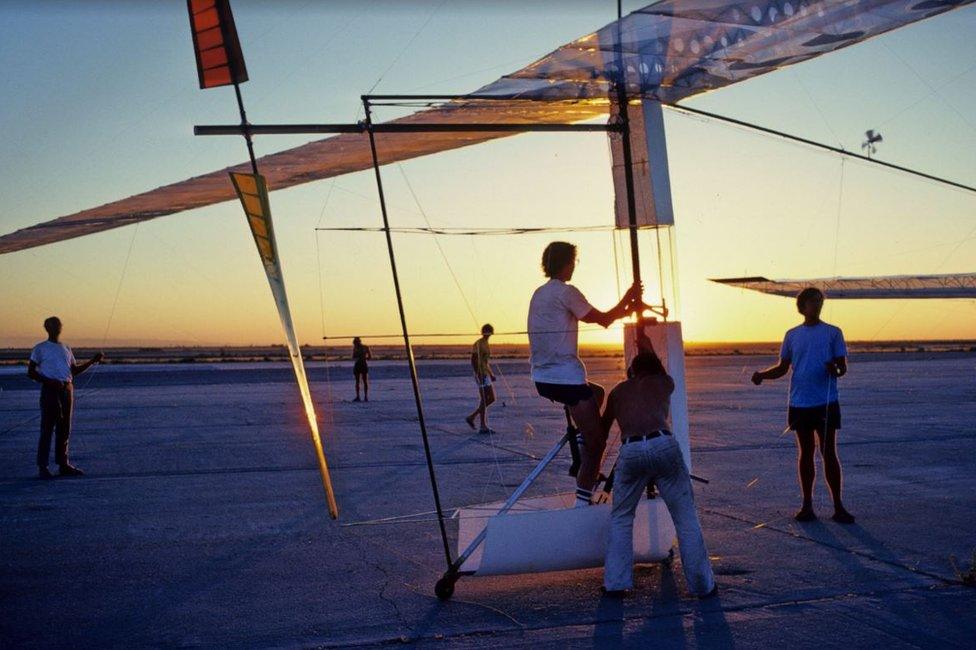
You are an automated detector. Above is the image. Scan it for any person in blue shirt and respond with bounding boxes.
[751,288,855,524]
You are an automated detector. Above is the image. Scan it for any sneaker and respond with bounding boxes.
[478,427,496,435]
[58,464,84,477]
[38,466,54,480]
[353,397,361,402]
[464,415,476,430]
[698,585,719,600]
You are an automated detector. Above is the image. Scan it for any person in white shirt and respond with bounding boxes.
[751,288,855,524]
[27,317,103,479]
[528,241,642,507]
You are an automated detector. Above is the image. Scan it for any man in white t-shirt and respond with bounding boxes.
[751,288,855,524]
[528,241,642,507]
[28,316,103,479]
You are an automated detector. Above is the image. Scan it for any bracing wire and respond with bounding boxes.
[74,222,141,399]
[790,68,843,148]
[881,41,976,137]
[666,103,976,197]
[394,165,520,403]
[653,222,667,313]
[314,181,338,431]
[878,60,976,130]
[611,228,623,297]
[830,159,846,286]
[314,224,645,236]
[314,181,338,333]
[103,224,139,347]
[363,0,447,98]
[396,165,482,326]
[322,324,623,340]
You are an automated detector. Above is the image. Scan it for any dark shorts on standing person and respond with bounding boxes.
[353,361,368,376]
[788,401,841,431]
[535,381,593,407]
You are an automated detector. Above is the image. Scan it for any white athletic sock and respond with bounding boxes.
[575,487,593,508]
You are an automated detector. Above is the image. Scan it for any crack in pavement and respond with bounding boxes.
[702,507,956,584]
[313,582,972,648]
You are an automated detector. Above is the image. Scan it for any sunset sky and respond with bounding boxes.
[2,1,975,349]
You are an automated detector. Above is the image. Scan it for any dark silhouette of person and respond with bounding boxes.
[465,324,497,434]
[527,241,643,508]
[27,316,103,479]
[352,337,372,402]
[600,327,716,598]
[752,288,855,524]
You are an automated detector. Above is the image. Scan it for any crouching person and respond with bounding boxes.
[600,344,716,598]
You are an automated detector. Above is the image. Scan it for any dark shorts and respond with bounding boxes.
[535,382,593,407]
[788,401,841,431]
[353,361,368,376]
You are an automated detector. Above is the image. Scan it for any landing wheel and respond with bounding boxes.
[435,572,458,600]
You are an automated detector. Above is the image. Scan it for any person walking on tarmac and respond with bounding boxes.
[466,324,497,434]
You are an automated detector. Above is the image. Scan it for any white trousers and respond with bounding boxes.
[604,435,715,595]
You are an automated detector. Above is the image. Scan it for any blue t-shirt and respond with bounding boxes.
[780,322,847,408]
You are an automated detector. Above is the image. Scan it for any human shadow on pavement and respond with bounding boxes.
[798,519,969,646]
[588,558,735,649]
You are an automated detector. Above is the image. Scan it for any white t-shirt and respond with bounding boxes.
[780,321,847,407]
[527,279,594,385]
[30,340,76,383]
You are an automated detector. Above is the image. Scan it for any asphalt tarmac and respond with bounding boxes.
[2,354,974,648]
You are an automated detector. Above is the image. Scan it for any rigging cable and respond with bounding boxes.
[881,42,976,136]
[314,224,641,235]
[665,103,976,197]
[314,181,338,432]
[74,222,141,398]
[394,164,520,406]
[322,324,624,340]
[790,68,843,148]
[362,0,447,102]
[878,60,976,130]
[394,163,517,493]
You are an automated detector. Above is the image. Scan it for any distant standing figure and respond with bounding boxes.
[352,337,372,402]
[600,333,716,598]
[27,317,103,479]
[751,288,855,524]
[466,324,497,434]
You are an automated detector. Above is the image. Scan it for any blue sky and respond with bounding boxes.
[1,1,975,347]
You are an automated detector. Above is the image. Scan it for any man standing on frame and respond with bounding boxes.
[528,241,642,508]
[752,288,855,523]
[28,316,103,479]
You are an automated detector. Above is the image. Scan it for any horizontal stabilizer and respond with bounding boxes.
[710,272,976,299]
